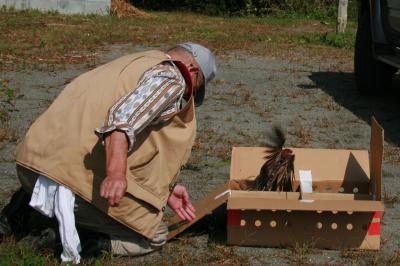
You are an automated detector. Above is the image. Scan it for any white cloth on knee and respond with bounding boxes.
[29,175,81,264]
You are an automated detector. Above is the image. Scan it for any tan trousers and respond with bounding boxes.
[17,165,167,256]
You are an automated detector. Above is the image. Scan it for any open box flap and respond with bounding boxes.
[370,116,384,200]
[167,182,230,240]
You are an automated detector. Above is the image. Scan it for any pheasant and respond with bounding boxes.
[253,126,295,192]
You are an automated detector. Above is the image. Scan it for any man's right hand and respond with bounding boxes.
[100,176,127,206]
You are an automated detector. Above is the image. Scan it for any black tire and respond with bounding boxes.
[354,11,397,95]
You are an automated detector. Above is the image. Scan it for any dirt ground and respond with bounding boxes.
[1,43,400,265]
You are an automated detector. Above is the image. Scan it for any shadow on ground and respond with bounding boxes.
[175,204,228,244]
[300,71,400,146]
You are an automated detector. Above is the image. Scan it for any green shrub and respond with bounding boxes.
[321,31,355,48]
[132,0,357,20]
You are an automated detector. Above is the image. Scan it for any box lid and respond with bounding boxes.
[370,117,384,200]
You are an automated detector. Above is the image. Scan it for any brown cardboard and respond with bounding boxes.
[167,117,384,250]
[227,191,383,212]
[370,117,384,200]
[167,182,230,240]
[227,210,381,250]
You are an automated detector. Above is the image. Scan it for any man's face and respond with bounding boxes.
[187,60,204,95]
[167,49,204,95]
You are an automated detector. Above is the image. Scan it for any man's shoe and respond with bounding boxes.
[18,227,59,251]
[0,214,12,237]
[0,187,31,239]
[80,234,111,258]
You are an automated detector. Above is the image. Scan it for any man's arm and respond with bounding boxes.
[97,63,186,207]
[100,131,128,206]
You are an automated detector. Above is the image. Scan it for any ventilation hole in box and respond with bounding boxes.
[316,222,323,229]
[286,210,292,213]
[332,211,338,214]
[339,187,345,193]
[353,187,359,193]
[256,209,261,212]
[255,220,262,227]
[270,220,277,228]
[271,209,276,212]
[331,223,338,230]
[347,211,353,215]
[346,223,353,231]
[240,219,246,227]
[317,210,323,214]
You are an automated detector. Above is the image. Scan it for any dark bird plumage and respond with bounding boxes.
[253,126,295,192]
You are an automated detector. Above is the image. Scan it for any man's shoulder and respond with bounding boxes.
[95,50,169,75]
[128,50,168,60]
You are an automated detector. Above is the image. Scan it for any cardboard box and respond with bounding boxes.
[168,117,384,250]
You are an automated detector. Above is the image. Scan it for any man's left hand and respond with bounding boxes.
[167,185,196,221]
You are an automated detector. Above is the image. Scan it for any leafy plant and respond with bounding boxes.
[133,0,357,20]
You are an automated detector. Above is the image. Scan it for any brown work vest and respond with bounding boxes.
[15,50,196,239]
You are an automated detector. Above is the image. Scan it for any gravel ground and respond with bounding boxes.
[1,44,399,265]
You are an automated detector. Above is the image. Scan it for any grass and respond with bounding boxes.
[0,7,356,71]
[291,118,312,144]
[0,238,54,266]
[383,190,400,208]
[0,79,19,148]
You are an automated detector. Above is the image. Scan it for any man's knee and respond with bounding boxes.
[110,225,168,256]
[16,165,39,194]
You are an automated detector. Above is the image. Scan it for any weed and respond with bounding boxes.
[181,163,201,171]
[389,250,400,264]
[281,241,317,264]
[324,97,341,111]
[0,105,18,147]
[213,79,227,85]
[0,79,16,103]
[342,250,397,265]
[0,109,10,124]
[383,190,400,208]
[0,237,57,266]
[292,118,312,144]
[314,117,334,129]
[321,31,356,49]
[0,193,7,209]
[385,145,400,164]
[0,42,16,54]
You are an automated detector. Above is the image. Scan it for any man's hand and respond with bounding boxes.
[100,176,127,206]
[102,130,128,207]
[167,185,196,221]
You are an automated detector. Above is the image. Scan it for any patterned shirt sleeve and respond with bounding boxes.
[95,62,186,152]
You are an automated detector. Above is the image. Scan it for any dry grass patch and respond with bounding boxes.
[291,118,312,144]
[383,190,400,208]
[0,8,355,71]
